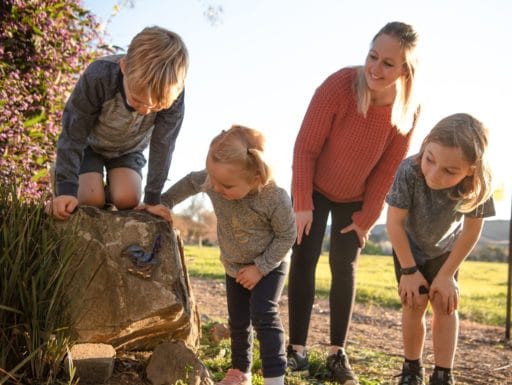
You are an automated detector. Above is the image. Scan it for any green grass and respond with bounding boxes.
[184,245,509,327]
[199,320,404,385]
[0,185,83,385]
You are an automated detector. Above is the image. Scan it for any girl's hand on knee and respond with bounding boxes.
[236,265,263,290]
[399,272,429,308]
[429,274,459,314]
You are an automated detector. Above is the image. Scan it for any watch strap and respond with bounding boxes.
[400,265,418,275]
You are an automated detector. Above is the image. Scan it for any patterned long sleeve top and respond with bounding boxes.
[162,170,297,278]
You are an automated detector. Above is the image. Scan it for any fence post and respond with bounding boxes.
[506,197,511,340]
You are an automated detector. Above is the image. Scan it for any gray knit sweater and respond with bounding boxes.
[55,55,185,204]
[162,170,297,277]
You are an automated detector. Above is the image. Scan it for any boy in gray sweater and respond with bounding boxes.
[49,26,188,220]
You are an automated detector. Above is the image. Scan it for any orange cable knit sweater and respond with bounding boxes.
[292,67,417,230]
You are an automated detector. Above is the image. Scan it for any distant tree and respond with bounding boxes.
[322,234,387,256]
[173,213,200,243]
[369,230,388,243]
[177,195,217,246]
[362,240,385,256]
[197,0,223,25]
[200,210,217,245]
[111,0,223,26]
[469,245,507,263]
[0,0,108,201]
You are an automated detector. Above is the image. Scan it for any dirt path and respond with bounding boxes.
[106,277,511,385]
[191,277,512,385]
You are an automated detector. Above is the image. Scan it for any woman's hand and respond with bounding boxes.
[236,265,263,290]
[295,210,313,245]
[340,222,368,248]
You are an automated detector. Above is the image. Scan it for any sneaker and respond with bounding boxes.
[326,350,358,385]
[395,362,425,385]
[215,368,251,385]
[286,345,309,373]
[428,370,454,385]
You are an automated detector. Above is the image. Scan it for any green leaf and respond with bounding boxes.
[24,113,46,129]
[0,305,23,315]
[31,168,48,182]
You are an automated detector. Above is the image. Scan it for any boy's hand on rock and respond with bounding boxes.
[142,203,173,226]
[46,195,78,220]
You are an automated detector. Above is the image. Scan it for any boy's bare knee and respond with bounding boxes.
[430,295,453,316]
[112,194,140,210]
[79,195,106,208]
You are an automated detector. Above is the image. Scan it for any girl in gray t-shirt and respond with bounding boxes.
[386,113,495,385]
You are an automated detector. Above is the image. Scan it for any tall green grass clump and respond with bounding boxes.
[0,184,82,384]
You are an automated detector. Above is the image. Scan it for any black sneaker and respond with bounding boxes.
[395,362,425,385]
[326,350,358,385]
[428,370,454,385]
[286,345,309,373]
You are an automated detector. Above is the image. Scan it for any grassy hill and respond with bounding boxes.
[372,219,509,244]
[479,219,510,244]
[368,219,510,261]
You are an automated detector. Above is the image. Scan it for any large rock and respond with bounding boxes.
[64,206,200,351]
[146,341,213,385]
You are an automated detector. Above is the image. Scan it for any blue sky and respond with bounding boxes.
[84,0,511,222]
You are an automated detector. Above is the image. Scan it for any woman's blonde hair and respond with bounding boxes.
[355,21,420,133]
[417,113,493,213]
[123,26,189,110]
[207,125,272,188]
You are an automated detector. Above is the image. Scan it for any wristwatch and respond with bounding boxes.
[400,265,418,275]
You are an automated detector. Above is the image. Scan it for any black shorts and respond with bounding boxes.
[393,251,459,285]
[79,146,146,178]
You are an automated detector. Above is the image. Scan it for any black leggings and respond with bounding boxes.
[288,191,362,347]
[226,262,288,378]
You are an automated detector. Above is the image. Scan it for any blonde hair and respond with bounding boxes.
[207,125,272,188]
[355,21,420,133]
[123,26,189,110]
[417,113,493,213]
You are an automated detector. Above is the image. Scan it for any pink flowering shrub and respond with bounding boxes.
[0,0,108,201]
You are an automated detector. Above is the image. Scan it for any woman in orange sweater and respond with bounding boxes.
[287,21,421,385]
